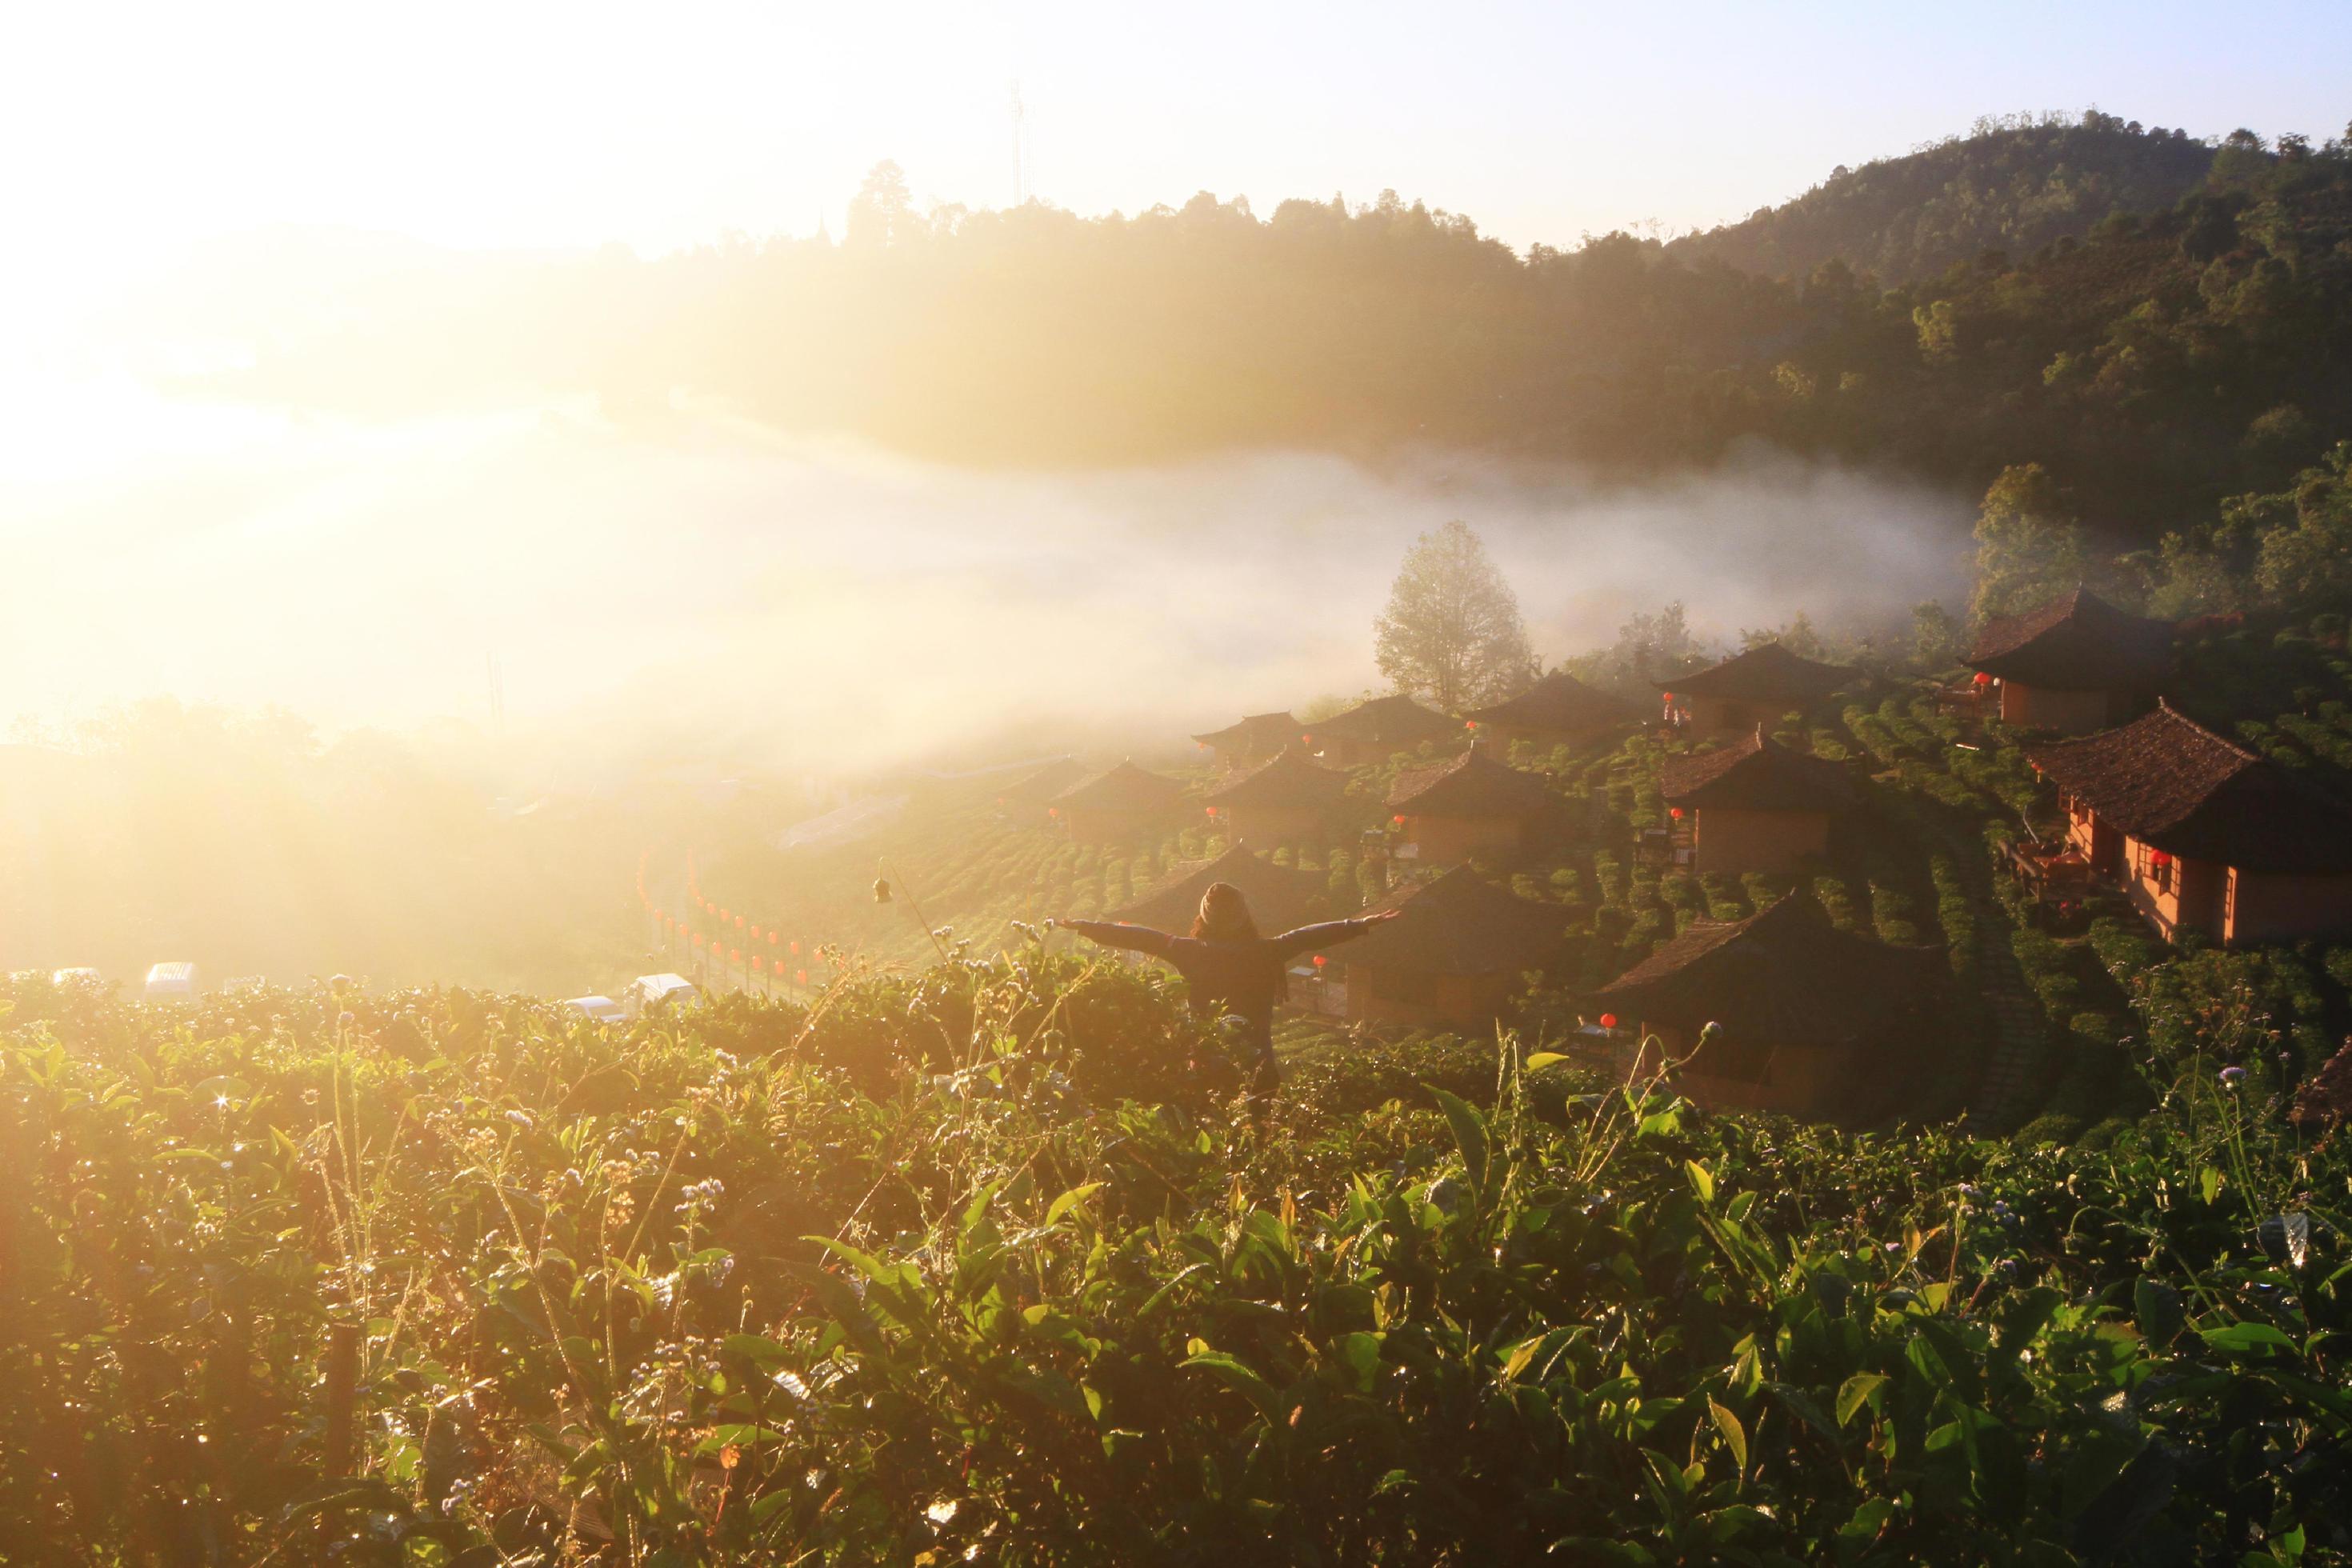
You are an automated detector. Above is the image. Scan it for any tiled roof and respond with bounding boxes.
[1656,642,1858,703]
[1051,761,1188,812]
[1192,711,1304,751]
[1202,746,1353,810]
[2025,702,2352,873]
[1659,730,1856,812]
[1463,671,1642,734]
[1308,694,1460,747]
[1386,746,1555,818]
[1966,586,2175,690]
[1341,866,1565,975]
[1592,895,1942,1044]
[1109,841,1331,931]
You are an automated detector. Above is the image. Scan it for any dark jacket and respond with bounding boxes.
[1060,917,1374,1063]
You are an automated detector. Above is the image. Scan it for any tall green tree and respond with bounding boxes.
[846,160,918,249]
[1971,463,2086,622]
[1373,521,1534,710]
[1910,600,1963,668]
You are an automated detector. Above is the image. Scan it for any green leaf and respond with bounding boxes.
[2199,1166,2223,1206]
[803,1234,892,1285]
[1686,1160,1715,1203]
[2200,1322,2297,1355]
[1836,1372,1888,1427]
[1523,1051,1570,1070]
[1998,1286,2064,1355]
[1426,1085,1490,1197]
[721,1334,793,1368]
[1708,1396,1747,1474]
[1332,1331,1382,1393]
[1044,1182,1102,1228]
[1182,1350,1284,1424]
[694,1424,787,1454]
[1137,1262,1214,1319]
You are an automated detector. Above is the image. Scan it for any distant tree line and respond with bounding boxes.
[1666,110,2221,285]
[200,114,2352,554]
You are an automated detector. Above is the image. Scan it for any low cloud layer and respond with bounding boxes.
[3,388,1974,779]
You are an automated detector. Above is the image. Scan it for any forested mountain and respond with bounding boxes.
[1666,111,2220,284]
[174,115,2352,549]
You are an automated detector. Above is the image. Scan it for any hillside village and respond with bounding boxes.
[656,513,2352,1142]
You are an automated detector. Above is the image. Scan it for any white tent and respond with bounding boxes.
[632,973,700,1014]
[145,962,198,999]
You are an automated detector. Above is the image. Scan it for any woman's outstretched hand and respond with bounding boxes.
[1362,907,1405,924]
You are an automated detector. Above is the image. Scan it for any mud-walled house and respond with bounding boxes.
[1340,866,1562,1030]
[1386,742,1556,865]
[2026,702,2352,945]
[1590,895,1942,1118]
[1107,839,1332,933]
[1306,694,1461,769]
[1461,671,1641,757]
[1191,711,1304,773]
[1050,761,1188,842]
[1659,729,1855,875]
[1966,586,2174,735]
[1658,642,1858,735]
[1200,746,1352,845]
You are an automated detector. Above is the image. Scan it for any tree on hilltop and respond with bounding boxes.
[1373,521,1534,710]
[846,160,918,248]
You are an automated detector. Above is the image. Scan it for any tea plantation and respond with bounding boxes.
[5,948,2347,1564]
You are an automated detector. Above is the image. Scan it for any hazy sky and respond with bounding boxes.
[6,0,2348,320]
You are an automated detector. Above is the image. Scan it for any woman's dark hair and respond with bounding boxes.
[1190,881,1261,942]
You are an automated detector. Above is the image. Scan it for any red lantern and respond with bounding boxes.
[1670,806,1685,820]
[735,914,745,930]
[750,924,761,940]
[795,969,807,986]
[1662,692,1675,702]
[2150,850,2174,869]
[1311,954,1326,969]
[1599,1013,1618,1030]
[1301,734,1313,745]
[1466,720,1478,730]
[1972,670,1993,687]
[1047,806,1058,818]
[790,940,800,955]
[691,933,703,950]
[1390,814,1405,826]
[753,955,763,973]
[730,947,742,963]
[1205,805,1218,818]
[769,930,779,946]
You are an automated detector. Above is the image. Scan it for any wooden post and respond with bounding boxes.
[322,1319,361,1476]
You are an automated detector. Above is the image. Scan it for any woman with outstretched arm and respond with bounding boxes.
[1054,881,1399,1083]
